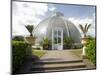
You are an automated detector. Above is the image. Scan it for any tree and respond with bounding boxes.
[25,25,34,36]
[79,24,91,58]
[79,23,91,37]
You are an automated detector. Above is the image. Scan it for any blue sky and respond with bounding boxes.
[51,4,95,18]
[12,1,96,37]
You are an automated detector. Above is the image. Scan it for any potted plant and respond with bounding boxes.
[25,25,36,45]
[42,37,51,50]
[79,23,91,58]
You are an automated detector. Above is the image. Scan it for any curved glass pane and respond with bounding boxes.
[33,12,81,43]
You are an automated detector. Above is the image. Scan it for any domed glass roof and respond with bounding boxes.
[33,12,81,43]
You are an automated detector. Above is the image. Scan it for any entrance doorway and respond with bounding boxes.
[52,28,63,50]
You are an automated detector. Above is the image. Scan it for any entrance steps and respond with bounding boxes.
[16,50,95,74]
[31,58,86,73]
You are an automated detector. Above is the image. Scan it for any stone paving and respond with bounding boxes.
[40,50,82,61]
[40,50,95,69]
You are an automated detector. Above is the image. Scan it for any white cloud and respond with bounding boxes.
[12,1,95,37]
[49,6,56,11]
[68,17,95,37]
[12,1,49,36]
[68,17,93,26]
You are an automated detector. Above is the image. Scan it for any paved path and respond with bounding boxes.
[40,50,95,70]
[16,50,95,74]
[40,50,82,61]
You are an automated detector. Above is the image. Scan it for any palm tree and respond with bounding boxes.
[25,25,34,36]
[25,25,36,45]
[79,23,91,57]
[79,23,91,37]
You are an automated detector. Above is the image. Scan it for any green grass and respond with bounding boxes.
[32,49,46,58]
[70,49,82,57]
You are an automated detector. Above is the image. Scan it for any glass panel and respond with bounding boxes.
[58,37,61,43]
[54,30,57,35]
[53,29,62,44]
[54,37,57,44]
[58,30,61,36]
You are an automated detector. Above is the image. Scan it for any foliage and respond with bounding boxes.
[41,37,51,49]
[25,25,34,36]
[79,23,91,37]
[42,37,51,45]
[63,37,74,49]
[12,41,29,72]
[12,36,24,41]
[86,39,96,65]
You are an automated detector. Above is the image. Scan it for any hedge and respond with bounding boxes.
[13,36,24,41]
[12,41,28,72]
[86,39,96,65]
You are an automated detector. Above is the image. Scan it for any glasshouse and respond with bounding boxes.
[33,12,81,50]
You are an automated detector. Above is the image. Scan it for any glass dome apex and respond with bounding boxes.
[52,11,64,17]
[33,12,81,43]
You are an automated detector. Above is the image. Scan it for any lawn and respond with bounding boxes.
[32,49,46,58]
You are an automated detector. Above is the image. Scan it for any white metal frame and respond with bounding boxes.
[52,28,63,50]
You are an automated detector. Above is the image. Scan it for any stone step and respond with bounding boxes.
[31,67,89,73]
[32,62,86,71]
[34,59,83,64]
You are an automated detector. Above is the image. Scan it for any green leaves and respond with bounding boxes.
[25,25,34,36]
[42,37,51,45]
[79,23,91,37]
[63,37,74,49]
[86,24,91,32]
[86,39,96,65]
[13,36,24,41]
[41,37,51,50]
[12,41,29,72]
[79,24,85,33]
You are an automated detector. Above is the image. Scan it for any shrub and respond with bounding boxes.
[12,36,24,41]
[86,39,96,65]
[41,37,51,50]
[12,41,28,72]
[63,37,74,49]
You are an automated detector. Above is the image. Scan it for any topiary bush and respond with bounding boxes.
[12,41,28,73]
[86,39,96,65]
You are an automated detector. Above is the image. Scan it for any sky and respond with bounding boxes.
[12,1,96,37]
